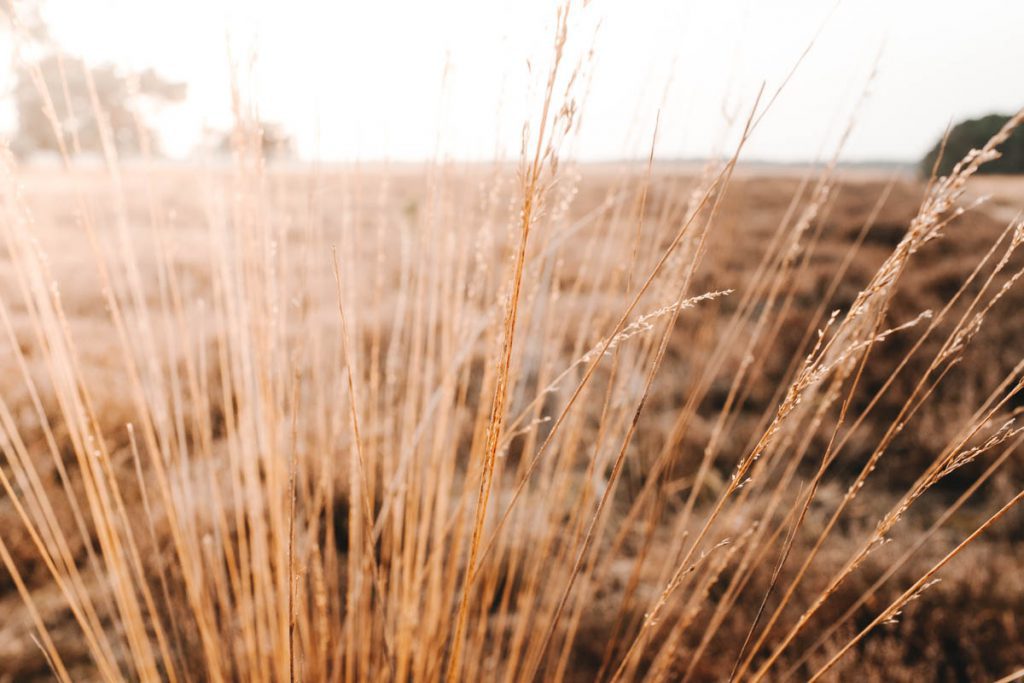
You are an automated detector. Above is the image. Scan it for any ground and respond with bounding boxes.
[0,162,1022,681]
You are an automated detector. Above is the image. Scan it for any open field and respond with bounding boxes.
[2,0,1024,678]
[1,147,1023,682]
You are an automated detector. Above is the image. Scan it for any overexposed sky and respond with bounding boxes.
[6,0,1024,162]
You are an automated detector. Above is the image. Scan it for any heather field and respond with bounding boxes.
[2,1,1024,681]
[1,152,1023,681]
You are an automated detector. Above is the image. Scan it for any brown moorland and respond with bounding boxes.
[1,151,1023,681]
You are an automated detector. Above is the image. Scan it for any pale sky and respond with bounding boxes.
[6,0,1024,162]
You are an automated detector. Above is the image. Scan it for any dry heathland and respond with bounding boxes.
[1,148,1023,682]
[1,10,1024,680]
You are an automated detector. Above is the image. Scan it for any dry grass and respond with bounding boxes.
[2,6,1024,683]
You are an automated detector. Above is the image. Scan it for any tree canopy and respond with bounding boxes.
[12,53,187,158]
[921,113,1024,177]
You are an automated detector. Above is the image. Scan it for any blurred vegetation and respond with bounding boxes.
[3,2,186,158]
[12,54,186,158]
[921,113,1024,177]
[209,120,296,160]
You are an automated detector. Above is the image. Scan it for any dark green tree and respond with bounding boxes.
[921,113,1024,177]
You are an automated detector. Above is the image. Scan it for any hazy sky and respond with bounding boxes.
[8,0,1024,162]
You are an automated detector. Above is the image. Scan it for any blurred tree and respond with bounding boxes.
[921,113,1024,177]
[11,53,186,158]
[257,122,296,160]
[210,120,296,160]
